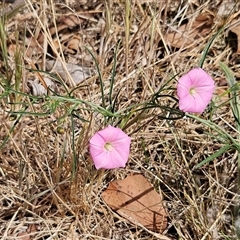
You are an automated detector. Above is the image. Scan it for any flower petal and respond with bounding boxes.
[90,130,111,147]
[89,126,131,169]
[177,82,191,98]
[188,68,212,85]
[177,68,215,113]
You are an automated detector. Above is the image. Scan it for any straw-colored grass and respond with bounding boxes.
[0,0,239,239]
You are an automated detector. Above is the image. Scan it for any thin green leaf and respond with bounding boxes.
[194,144,232,169]
[219,61,240,125]
[85,47,106,109]
[109,41,120,110]
[199,26,225,68]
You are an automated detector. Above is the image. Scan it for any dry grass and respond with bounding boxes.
[0,0,239,239]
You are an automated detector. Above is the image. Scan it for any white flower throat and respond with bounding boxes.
[104,142,113,151]
[189,87,196,95]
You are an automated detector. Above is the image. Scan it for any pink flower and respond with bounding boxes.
[89,125,131,169]
[177,68,215,113]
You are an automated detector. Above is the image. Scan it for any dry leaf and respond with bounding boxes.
[65,37,81,54]
[101,174,167,233]
[46,60,93,84]
[16,224,37,240]
[28,77,55,96]
[24,14,84,56]
[217,0,236,17]
[60,15,84,28]
[165,13,214,49]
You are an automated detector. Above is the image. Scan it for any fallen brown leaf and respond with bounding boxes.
[23,14,85,56]
[60,14,84,28]
[101,174,167,233]
[165,13,214,49]
[65,36,81,54]
[17,224,37,240]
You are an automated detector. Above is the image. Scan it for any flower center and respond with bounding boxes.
[189,87,196,96]
[104,142,113,151]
